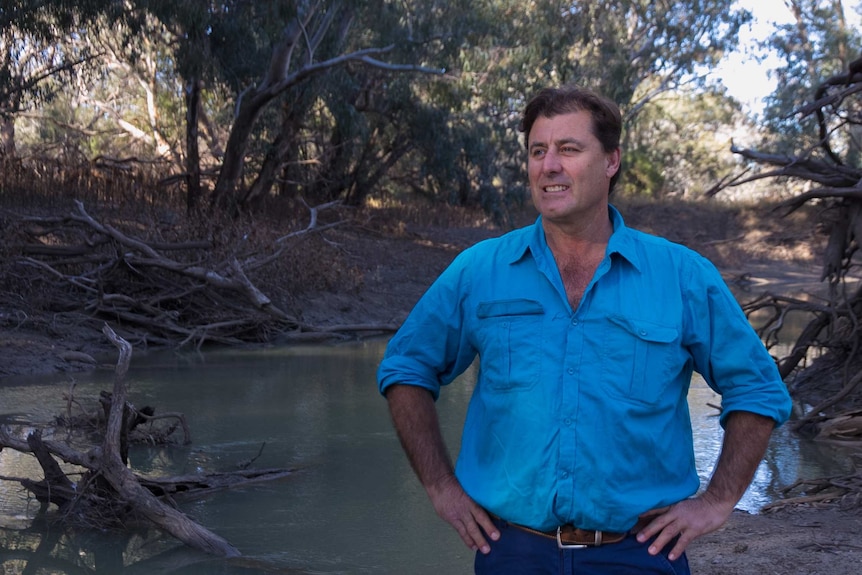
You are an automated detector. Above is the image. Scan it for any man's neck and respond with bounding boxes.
[542,209,613,259]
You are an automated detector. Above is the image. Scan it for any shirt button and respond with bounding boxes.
[561,472,569,479]
[640,329,647,336]
[567,368,574,375]
[571,319,579,326]
[564,418,572,426]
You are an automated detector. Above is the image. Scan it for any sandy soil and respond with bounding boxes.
[2,198,861,573]
[689,505,862,574]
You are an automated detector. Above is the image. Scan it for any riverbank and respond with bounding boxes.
[1,197,826,378]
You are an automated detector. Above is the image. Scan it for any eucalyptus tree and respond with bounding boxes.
[470,1,748,107]
[759,0,862,154]
[444,0,753,200]
[3,0,759,209]
[238,0,500,211]
[162,1,445,212]
[260,0,754,210]
[133,0,285,209]
[31,10,186,164]
[587,0,751,197]
[621,86,746,198]
[0,0,118,157]
[134,1,470,213]
[295,0,756,213]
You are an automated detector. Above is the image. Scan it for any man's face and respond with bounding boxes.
[527,111,620,226]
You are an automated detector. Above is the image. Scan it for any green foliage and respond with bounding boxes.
[0,0,118,36]
[621,86,746,198]
[0,0,128,106]
[141,0,300,90]
[434,0,752,205]
[5,0,762,216]
[760,0,862,154]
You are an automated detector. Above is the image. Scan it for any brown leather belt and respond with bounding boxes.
[493,515,626,549]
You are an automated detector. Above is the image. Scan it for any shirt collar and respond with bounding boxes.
[509,204,643,272]
[606,204,642,272]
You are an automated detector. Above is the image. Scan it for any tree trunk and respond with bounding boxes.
[211,19,304,210]
[0,114,15,157]
[185,78,203,213]
[240,113,297,209]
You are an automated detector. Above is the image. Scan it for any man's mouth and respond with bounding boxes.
[543,185,568,193]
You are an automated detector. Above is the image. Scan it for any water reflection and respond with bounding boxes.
[0,339,859,574]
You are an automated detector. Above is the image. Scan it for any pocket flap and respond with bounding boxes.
[608,315,678,343]
[476,299,545,318]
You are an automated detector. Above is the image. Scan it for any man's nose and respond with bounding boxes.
[542,150,562,173]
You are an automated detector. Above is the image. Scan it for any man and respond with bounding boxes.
[377,85,792,574]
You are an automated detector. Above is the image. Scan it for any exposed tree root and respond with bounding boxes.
[723,60,862,510]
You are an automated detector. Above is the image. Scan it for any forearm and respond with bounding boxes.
[704,410,776,508]
[384,383,499,553]
[384,384,455,492]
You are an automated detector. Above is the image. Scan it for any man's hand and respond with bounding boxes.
[427,473,500,554]
[636,410,777,561]
[635,493,734,561]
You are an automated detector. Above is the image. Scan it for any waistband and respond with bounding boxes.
[490,514,626,549]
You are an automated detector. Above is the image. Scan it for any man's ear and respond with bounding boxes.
[606,148,621,178]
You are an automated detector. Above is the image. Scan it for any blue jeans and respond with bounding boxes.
[474,516,690,575]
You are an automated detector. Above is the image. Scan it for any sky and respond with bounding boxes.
[714,0,862,116]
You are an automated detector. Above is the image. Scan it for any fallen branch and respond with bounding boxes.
[762,471,862,513]
[0,325,299,557]
[94,325,242,556]
[8,199,361,347]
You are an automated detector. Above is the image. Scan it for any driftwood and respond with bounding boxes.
[762,471,862,513]
[8,199,397,349]
[0,326,296,557]
[807,408,862,440]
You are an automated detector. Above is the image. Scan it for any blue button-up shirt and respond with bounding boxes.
[377,205,792,533]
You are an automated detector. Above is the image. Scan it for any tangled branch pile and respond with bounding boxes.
[1,197,394,350]
[762,470,862,512]
[55,387,191,447]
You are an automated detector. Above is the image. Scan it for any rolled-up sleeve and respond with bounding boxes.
[683,255,792,428]
[377,251,478,400]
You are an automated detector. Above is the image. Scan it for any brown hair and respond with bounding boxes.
[519,86,623,192]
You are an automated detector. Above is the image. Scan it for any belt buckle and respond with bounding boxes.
[556,526,589,550]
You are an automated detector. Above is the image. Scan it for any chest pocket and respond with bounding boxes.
[601,315,679,405]
[476,299,544,391]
